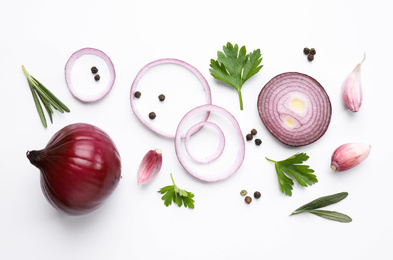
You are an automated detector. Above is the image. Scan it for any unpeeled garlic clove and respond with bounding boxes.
[341,53,366,112]
[137,149,163,184]
[331,143,371,172]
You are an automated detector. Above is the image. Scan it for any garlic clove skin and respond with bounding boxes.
[341,53,366,112]
[137,149,163,185]
[331,143,371,172]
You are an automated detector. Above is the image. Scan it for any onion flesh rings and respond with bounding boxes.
[65,48,116,102]
[257,72,331,147]
[184,121,225,164]
[175,104,245,182]
[130,58,212,139]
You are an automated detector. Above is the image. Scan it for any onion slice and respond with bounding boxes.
[257,72,332,147]
[130,58,212,139]
[184,121,225,164]
[65,47,116,102]
[175,104,245,182]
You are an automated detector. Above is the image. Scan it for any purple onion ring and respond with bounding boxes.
[257,72,332,147]
[65,48,116,102]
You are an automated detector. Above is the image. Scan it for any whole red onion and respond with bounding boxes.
[27,123,121,216]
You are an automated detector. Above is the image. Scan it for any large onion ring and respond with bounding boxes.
[65,47,116,102]
[257,72,332,147]
[175,104,245,182]
[130,58,212,139]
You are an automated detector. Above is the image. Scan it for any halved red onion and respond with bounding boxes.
[65,48,116,102]
[257,72,331,147]
[175,104,245,182]
[130,58,212,139]
[184,121,225,164]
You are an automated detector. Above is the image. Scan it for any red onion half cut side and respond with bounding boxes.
[175,104,245,182]
[130,58,212,139]
[65,48,116,102]
[257,72,332,147]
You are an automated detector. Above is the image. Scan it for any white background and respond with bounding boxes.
[1,0,392,259]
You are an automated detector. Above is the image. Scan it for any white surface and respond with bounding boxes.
[1,0,391,259]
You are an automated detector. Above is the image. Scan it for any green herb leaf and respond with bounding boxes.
[158,173,195,209]
[22,65,70,127]
[266,153,317,196]
[290,192,352,223]
[291,192,348,215]
[209,42,263,110]
[308,210,352,223]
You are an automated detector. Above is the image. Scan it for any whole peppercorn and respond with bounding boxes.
[307,54,314,61]
[240,190,247,196]
[91,66,98,74]
[255,139,262,146]
[158,94,165,101]
[94,74,100,81]
[303,47,310,55]
[246,133,253,141]
[251,129,257,135]
[254,191,261,199]
[134,91,141,98]
[310,48,316,55]
[148,112,156,119]
[245,196,252,204]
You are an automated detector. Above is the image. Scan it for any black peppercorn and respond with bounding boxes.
[246,133,253,141]
[307,54,314,61]
[251,129,257,135]
[158,94,165,101]
[310,48,316,55]
[149,112,156,119]
[254,191,261,199]
[94,74,100,81]
[91,66,98,74]
[255,139,262,146]
[134,91,141,98]
[245,196,252,204]
[303,47,310,55]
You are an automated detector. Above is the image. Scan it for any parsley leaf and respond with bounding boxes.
[266,153,317,196]
[209,42,263,110]
[158,173,195,209]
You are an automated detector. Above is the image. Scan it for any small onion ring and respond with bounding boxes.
[175,104,245,182]
[257,72,332,147]
[65,48,116,102]
[184,121,225,164]
[130,58,212,139]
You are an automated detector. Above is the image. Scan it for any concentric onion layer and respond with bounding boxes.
[130,58,212,139]
[257,72,332,147]
[65,47,116,102]
[175,104,245,182]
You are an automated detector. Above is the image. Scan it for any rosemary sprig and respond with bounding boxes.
[290,192,352,223]
[22,65,70,127]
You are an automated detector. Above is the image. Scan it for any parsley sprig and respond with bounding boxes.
[209,42,263,110]
[158,173,195,209]
[22,65,70,128]
[266,153,318,196]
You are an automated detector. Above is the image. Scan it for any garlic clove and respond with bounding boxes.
[341,53,366,112]
[331,143,371,172]
[137,149,163,185]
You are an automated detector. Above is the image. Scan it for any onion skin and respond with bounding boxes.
[331,143,371,172]
[27,123,121,216]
